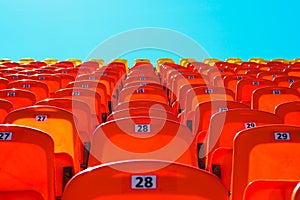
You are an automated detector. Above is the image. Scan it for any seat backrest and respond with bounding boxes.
[185,86,235,114]
[236,78,276,104]
[107,108,179,122]
[54,88,104,123]
[273,76,300,87]
[0,88,36,109]
[63,160,229,200]
[30,74,61,95]
[4,105,82,173]
[66,80,108,113]
[113,100,173,113]
[231,125,300,200]
[7,79,49,101]
[0,124,55,200]
[252,86,300,113]
[88,117,197,167]
[36,98,93,141]
[189,100,250,134]
[118,86,168,104]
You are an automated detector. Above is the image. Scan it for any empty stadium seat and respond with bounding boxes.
[186,100,250,134]
[4,105,84,197]
[231,125,300,200]
[0,88,36,109]
[202,109,282,190]
[0,124,56,200]
[252,86,300,113]
[7,79,49,101]
[88,117,197,167]
[63,160,229,200]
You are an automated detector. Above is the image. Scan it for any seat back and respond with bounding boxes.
[63,160,228,200]
[252,86,300,113]
[88,117,197,167]
[0,124,55,200]
[231,125,300,200]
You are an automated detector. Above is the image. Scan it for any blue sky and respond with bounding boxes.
[0,0,299,64]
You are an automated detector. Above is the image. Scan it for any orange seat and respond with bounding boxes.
[76,73,115,99]
[66,80,109,113]
[36,98,94,141]
[88,117,197,167]
[172,83,207,114]
[113,100,173,114]
[0,124,55,200]
[7,79,49,101]
[244,180,298,200]
[62,160,229,200]
[202,110,282,190]
[4,105,84,197]
[186,100,250,134]
[30,74,61,96]
[118,86,168,105]
[107,108,179,122]
[183,86,235,120]
[252,86,300,113]
[0,88,36,109]
[54,88,105,123]
[231,125,300,200]
[223,74,251,95]
[236,78,276,105]
[273,75,300,87]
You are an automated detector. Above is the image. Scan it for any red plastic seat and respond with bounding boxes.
[63,160,229,200]
[88,117,197,167]
[7,79,49,101]
[252,86,300,113]
[231,125,300,200]
[0,89,36,109]
[0,124,56,200]
[5,105,84,197]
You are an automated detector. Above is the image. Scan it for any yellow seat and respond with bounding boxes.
[248,58,266,63]
[156,58,175,72]
[113,58,128,72]
[180,58,196,67]
[19,58,35,64]
[203,58,220,66]
[0,58,12,64]
[67,58,82,67]
[44,58,58,65]
[226,57,243,64]
[134,58,151,65]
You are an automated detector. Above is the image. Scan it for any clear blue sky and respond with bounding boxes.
[0,0,299,64]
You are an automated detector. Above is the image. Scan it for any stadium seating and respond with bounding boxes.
[2,57,300,199]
